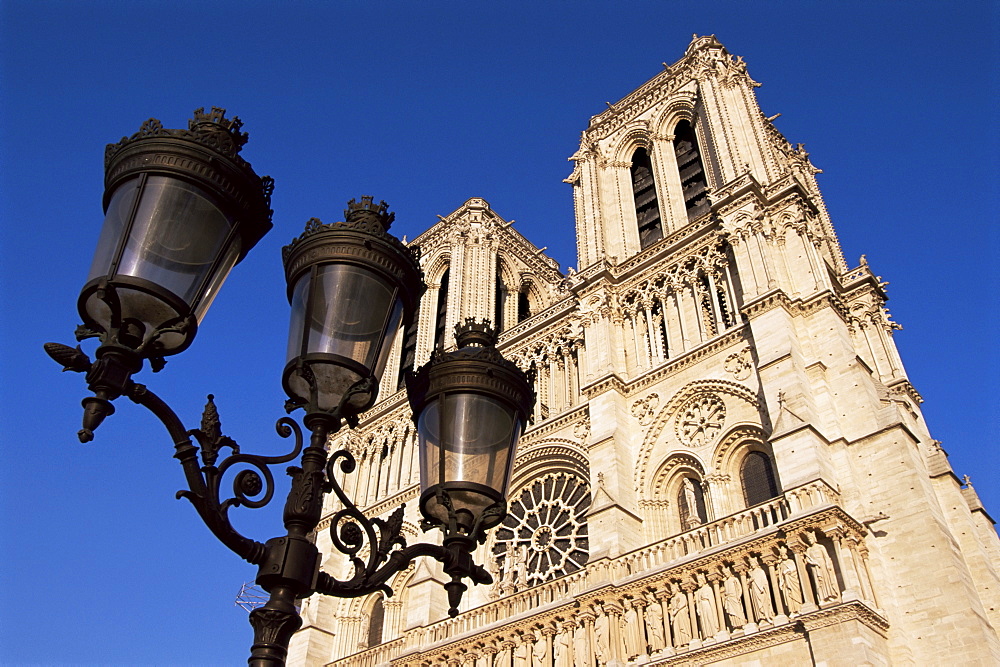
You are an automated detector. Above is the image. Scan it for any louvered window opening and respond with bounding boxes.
[517,290,531,323]
[433,268,450,349]
[741,451,780,507]
[396,319,418,391]
[673,121,710,221]
[631,148,664,249]
[495,258,505,333]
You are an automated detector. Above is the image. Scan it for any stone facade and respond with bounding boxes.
[287,36,1000,666]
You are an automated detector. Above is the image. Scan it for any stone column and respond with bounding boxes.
[708,571,728,641]
[605,601,624,664]
[827,526,861,602]
[682,581,701,649]
[497,640,515,667]
[762,553,788,622]
[672,290,691,352]
[706,272,724,332]
[849,535,879,606]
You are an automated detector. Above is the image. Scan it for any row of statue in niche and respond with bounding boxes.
[467,528,848,666]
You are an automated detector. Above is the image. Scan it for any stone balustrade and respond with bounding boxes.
[327,480,881,666]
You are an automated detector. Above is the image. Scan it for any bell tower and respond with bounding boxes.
[289,36,1000,667]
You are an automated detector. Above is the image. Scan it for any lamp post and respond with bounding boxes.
[45,110,534,667]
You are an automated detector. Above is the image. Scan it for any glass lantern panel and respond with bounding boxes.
[88,177,140,282]
[115,175,236,317]
[286,263,403,370]
[418,393,521,520]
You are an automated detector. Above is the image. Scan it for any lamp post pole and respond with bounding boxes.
[46,110,534,667]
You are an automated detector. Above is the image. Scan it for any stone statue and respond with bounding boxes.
[531,633,546,666]
[723,565,747,628]
[622,601,643,659]
[501,542,517,591]
[804,530,839,603]
[514,544,529,591]
[778,545,803,614]
[513,638,530,665]
[593,605,610,665]
[644,594,666,653]
[554,628,572,667]
[695,572,720,636]
[668,585,692,646]
[748,556,775,622]
[682,478,702,527]
[494,644,512,667]
[573,621,589,666]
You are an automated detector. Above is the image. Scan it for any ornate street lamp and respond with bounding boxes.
[45,111,533,667]
[406,319,534,614]
[68,107,275,442]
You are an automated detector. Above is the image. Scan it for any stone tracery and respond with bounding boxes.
[492,473,591,593]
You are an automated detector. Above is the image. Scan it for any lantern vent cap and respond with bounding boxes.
[281,197,417,268]
[455,318,497,349]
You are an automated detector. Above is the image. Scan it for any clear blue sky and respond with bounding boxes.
[1,2,996,664]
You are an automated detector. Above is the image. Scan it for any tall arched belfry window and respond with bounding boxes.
[517,290,531,323]
[495,257,506,333]
[433,268,450,349]
[672,120,710,221]
[396,317,418,391]
[366,596,385,648]
[741,451,780,507]
[631,147,664,249]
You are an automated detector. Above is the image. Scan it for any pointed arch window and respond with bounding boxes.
[673,120,710,221]
[741,451,780,507]
[495,257,506,333]
[396,318,418,391]
[517,290,531,323]
[631,147,663,249]
[366,596,385,648]
[433,268,450,349]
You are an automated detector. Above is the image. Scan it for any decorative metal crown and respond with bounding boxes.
[188,106,249,151]
[455,318,497,348]
[345,196,395,230]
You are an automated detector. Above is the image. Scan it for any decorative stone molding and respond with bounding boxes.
[676,393,727,447]
[724,347,753,380]
[632,393,660,426]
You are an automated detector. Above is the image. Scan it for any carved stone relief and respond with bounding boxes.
[676,393,726,447]
[631,393,659,426]
[724,347,753,380]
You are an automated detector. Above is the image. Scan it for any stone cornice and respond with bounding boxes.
[519,404,589,444]
[649,602,887,666]
[741,288,848,325]
[497,297,577,349]
[581,327,747,400]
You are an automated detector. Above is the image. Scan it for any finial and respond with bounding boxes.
[454,318,496,348]
[345,196,394,230]
[188,106,248,152]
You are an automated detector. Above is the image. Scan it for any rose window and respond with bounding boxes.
[493,473,590,590]
[677,394,726,447]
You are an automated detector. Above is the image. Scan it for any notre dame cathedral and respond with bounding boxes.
[287,36,1000,666]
